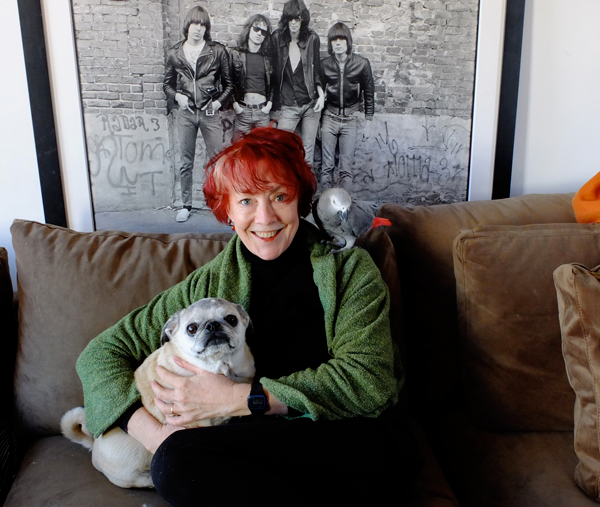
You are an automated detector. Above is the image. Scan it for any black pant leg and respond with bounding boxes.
[151,413,420,506]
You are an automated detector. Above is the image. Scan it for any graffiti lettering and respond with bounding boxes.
[422,117,436,142]
[88,131,168,196]
[98,114,161,135]
[107,166,163,196]
[352,119,469,203]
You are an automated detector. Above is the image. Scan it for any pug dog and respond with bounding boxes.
[61,298,255,489]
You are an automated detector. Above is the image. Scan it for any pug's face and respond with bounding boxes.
[161,298,251,360]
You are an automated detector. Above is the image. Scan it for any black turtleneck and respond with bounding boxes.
[241,229,329,380]
[117,229,330,432]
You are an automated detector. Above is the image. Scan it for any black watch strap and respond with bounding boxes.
[247,380,269,417]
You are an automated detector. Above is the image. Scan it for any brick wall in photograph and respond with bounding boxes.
[73,0,169,116]
[73,0,478,119]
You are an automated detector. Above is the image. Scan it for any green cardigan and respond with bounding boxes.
[76,222,403,437]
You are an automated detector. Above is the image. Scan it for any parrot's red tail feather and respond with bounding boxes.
[370,217,392,230]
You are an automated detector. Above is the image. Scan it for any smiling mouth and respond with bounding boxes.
[252,229,283,240]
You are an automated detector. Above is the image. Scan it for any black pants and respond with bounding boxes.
[151,408,421,506]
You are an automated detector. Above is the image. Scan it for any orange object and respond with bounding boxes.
[370,217,392,230]
[573,171,600,223]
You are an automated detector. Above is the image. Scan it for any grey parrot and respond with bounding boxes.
[313,188,391,253]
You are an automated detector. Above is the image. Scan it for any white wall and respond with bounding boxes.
[0,0,46,289]
[511,0,600,196]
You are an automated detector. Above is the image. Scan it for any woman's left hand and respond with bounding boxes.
[152,357,251,427]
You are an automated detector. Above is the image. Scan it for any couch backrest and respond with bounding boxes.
[454,223,600,431]
[10,220,401,439]
[11,221,233,438]
[379,193,577,425]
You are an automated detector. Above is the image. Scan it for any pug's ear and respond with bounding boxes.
[233,302,253,342]
[234,303,251,328]
[161,312,180,345]
[245,319,254,343]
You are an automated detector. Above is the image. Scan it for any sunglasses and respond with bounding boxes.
[251,26,268,37]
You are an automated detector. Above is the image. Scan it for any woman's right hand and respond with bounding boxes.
[127,406,185,454]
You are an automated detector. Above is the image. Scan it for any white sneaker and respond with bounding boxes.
[176,208,190,222]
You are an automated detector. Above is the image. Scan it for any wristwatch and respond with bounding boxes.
[247,380,269,416]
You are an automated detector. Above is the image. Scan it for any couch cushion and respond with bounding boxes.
[4,436,170,507]
[425,409,595,507]
[453,223,600,431]
[378,193,576,414]
[11,220,233,438]
[554,263,600,501]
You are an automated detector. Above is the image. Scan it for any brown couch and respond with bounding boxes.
[1,219,456,506]
[379,192,598,506]
[1,192,596,506]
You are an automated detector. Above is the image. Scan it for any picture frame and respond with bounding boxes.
[20,0,523,230]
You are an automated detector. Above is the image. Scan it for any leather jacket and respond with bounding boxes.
[229,48,275,104]
[163,40,233,114]
[321,53,374,119]
[272,29,323,109]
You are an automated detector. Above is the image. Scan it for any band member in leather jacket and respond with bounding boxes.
[320,22,375,189]
[229,14,275,141]
[272,0,324,168]
[163,6,233,222]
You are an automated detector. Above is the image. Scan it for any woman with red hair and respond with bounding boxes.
[77,127,417,504]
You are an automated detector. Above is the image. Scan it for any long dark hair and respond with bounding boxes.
[182,6,212,41]
[278,0,311,43]
[237,14,273,56]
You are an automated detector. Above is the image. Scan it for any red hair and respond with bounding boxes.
[203,127,317,223]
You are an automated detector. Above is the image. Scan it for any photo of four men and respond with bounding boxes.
[167,0,374,222]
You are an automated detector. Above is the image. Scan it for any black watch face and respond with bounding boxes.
[248,394,267,411]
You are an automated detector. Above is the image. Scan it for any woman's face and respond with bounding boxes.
[227,162,300,261]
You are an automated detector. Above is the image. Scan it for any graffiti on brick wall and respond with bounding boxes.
[86,113,172,212]
[346,114,470,205]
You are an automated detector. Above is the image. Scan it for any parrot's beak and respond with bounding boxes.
[337,209,348,222]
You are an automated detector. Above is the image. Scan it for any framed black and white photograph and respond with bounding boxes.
[37,0,514,231]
